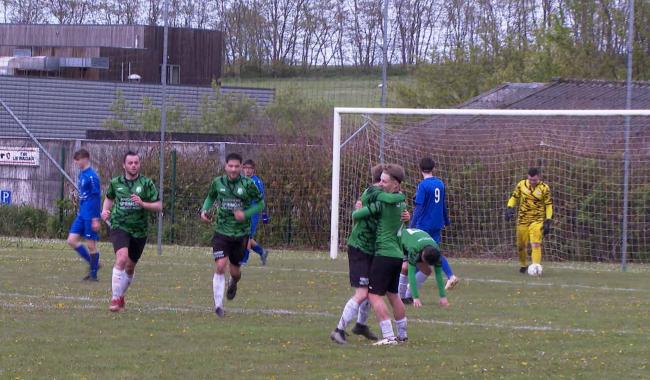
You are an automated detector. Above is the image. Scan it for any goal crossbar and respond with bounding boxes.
[330,108,650,259]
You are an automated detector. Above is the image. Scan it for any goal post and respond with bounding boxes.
[330,107,650,265]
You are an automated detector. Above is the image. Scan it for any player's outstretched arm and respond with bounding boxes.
[433,264,448,302]
[407,262,421,305]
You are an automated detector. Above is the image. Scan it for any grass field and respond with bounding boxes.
[1,240,650,379]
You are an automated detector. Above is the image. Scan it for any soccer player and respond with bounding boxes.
[200,153,264,317]
[66,149,102,281]
[330,164,405,344]
[505,167,553,273]
[353,164,409,345]
[240,159,269,265]
[400,157,457,304]
[401,228,449,308]
[101,151,162,312]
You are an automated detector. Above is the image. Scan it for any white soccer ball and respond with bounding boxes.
[527,263,543,277]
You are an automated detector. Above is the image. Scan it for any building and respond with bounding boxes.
[0,24,223,85]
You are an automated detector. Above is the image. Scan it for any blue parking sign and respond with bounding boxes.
[0,190,11,205]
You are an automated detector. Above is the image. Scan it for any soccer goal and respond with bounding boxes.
[330,107,650,267]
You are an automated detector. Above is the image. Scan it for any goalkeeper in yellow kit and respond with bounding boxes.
[505,168,553,273]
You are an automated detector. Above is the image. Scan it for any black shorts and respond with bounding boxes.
[212,232,249,267]
[110,228,148,263]
[348,245,373,288]
[368,255,403,296]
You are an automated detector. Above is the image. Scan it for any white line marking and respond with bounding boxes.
[1,291,647,336]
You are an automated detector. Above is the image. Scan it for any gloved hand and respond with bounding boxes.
[543,219,552,236]
[504,207,516,221]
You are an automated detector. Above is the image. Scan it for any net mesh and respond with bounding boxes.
[337,112,650,263]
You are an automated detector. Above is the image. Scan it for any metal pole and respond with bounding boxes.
[0,98,77,191]
[379,0,388,164]
[170,149,177,244]
[621,0,634,272]
[157,0,170,256]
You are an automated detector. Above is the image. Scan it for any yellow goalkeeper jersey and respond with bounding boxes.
[507,179,553,225]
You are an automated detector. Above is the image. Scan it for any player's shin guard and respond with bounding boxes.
[357,299,370,325]
[398,274,408,298]
[379,319,395,339]
[440,256,454,279]
[111,268,124,299]
[74,245,91,264]
[395,317,408,340]
[213,273,225,309]
[531,245,542,265]
[337,298,360,331]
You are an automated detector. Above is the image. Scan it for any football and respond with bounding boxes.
[527,263,543,276]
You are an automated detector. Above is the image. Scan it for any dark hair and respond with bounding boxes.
[243,159,256,168]
[383,164,405,183]
[419,157,435,172]
[226,153,243,164]
[421,245,441,266]
[528,167,540,177]
[370,164,383,183]
[123,151,139,163]
[73,149,90,160]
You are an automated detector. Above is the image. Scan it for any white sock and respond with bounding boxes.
[379,319,395,339]
[405,272,429,298]
[357,299,370,325]
[213,273,225,309]
[337,298,360,331]
[111,268,124,299]
[398,274,409,298]
[396,317,408,339]
[122,273,134,295]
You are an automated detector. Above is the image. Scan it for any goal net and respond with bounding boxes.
[330,108,650,266]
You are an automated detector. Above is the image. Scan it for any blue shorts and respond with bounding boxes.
[69,215,99,241]
[424,229,442,245]
[250,214,260,238]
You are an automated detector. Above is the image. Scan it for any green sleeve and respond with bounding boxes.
[376,192,406,204]
[434,265,446,298]
[145,179,160,202]
[408,263,419,299]
[243,182,265,219]
[352,201,381,221]
[105,180,116,200]
[201,180,217,211]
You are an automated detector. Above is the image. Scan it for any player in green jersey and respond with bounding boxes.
[200,153,264,317]
[331,164,383,344]
[353,164,410,345]
[101,151,162,312]
[400,228,449,308]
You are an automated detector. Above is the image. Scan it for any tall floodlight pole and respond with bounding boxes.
[157,0,170,256]
[621,0,634,272]
[379,0,388,163]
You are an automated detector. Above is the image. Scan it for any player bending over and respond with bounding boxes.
[353,164,410,345]
[505,167,553,273]
[330,164,406,344]
[399,158,457,305]
[101,151,162,312]
[401,228,448,308]
[240,159,269,265]
[200,153,264,317]
[67,149,102,281]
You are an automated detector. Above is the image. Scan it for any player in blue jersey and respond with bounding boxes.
[240,159,269,265]
[66,149,102,281]
[399,157,459,303]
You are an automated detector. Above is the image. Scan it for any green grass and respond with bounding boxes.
[1,241,650,379]
[222,75,411,108]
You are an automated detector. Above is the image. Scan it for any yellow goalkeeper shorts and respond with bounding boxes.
[516,221,544,249]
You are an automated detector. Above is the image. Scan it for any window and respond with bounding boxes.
[160,64,180,84]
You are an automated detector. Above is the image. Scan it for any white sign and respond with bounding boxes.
[0,147,40,166]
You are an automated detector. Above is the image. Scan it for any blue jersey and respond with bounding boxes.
[409,176,450,233]
[78,167,101,219]
[251,175,266,203]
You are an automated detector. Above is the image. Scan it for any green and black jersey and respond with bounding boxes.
[401,228,446,299]
[347,185,382,255]
[352,192,406,260]
[105,175,159,238]
[201,175,264,238]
